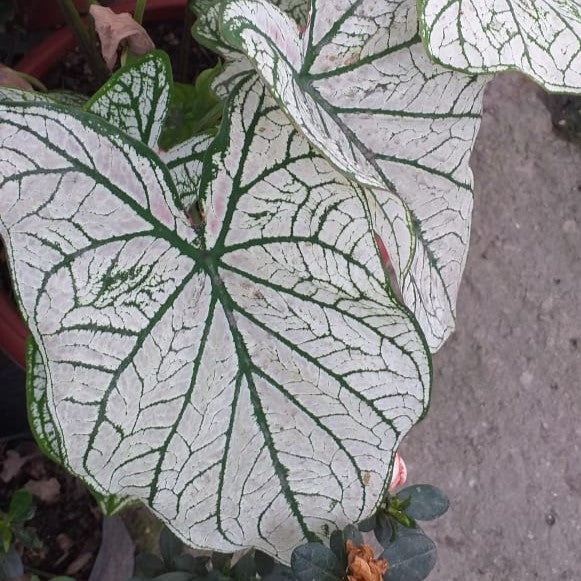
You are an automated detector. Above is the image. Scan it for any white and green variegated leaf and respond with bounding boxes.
[0,87,86,107]
[49,90,88,107]
[191,0,309,98]
[85,50,172,149]
[419,0,581,93]
[192,0,309,62]
[84,51,214,212]
[24,51,213,513]
[27,340,135,515]
[26,338,64,464]
[0,75,430,560]
[218,0,487,351]
[159,132,215,212]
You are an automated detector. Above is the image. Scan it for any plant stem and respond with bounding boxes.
[176,6,196,82]
[55,0,108,86]
[133,0,147,25]
[14,72,48,92]
[25,565,60,579]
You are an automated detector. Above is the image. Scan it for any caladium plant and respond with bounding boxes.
[418,0,581,93]
[199,0,488,352]
[0,51,430,562]
[1,0,581,572]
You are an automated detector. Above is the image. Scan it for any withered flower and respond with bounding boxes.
[346,539,388,581]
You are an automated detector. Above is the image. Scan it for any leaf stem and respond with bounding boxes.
[14,72,48,92]
[176,5,195,82]
[56,0,108,86]
[25,565,60,579]
[133,0,147,25]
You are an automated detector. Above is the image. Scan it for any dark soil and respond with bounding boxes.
[541,92,581,143]
[0,438,102,580]
[41,18,218,96]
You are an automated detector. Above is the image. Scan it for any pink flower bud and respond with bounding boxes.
[388,452,407,492]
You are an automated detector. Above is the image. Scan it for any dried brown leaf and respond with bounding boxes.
[0,449,32,483]
[65,551,93,575]
[25,477,61,504]
[89,5,155,70]
[346,540,388,581]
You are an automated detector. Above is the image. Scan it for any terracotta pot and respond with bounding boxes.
[16,0,188,78]
[0,0,188,369]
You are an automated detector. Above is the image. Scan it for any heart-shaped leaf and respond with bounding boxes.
[8,489,34,522]
[0,69,430,564]
[23,52,213,513]
[0,87,86,107]
[418,0,581,93]
[85,50,172,150]
[218,0,488,351]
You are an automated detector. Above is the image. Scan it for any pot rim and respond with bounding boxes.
[16,0,187,78]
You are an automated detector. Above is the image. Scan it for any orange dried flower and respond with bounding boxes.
[345,540,388,581]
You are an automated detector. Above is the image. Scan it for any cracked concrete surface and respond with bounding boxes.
[401,73,581,580]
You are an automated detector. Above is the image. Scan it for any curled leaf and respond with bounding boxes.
[89,5,155,70]
[0,64,32,91]
[345,540,388,581]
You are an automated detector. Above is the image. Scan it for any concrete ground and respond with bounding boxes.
[401,73,581,580]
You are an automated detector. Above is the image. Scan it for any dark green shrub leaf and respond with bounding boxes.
[0,522,11,554]
[206,572,231,581]
[135,552,166,576]
[211,551,232,573]
[358,514,377,533]
[382,529,437,581]
[232,551,256,580]
[374,513,394,548]
[397,485,450,521]
[8,489,34,523]
[330,524,362,562]
[262,564,295,580]
[291,543,343,581]
[12,527,42,550]
[159,528,183,567]
[152,572,193,581]
[158,63,223,150]
[254,550,274,577]
[172,554,197,573]
[0,546,24,580]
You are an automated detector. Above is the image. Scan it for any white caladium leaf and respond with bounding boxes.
[23,51,211,512]
[219,0,487,351]
[419,0,581,93]
[0,87,86,107]
[26,339,64,464]
[159,132,215,212]
[0,75,430,560]
[85,50,171,149]
[192,0,309,57]
[27,338,136,515]
[192,0,310,99]
[85,50,214,212]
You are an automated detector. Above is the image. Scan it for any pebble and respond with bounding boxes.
[562,219,577,234]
